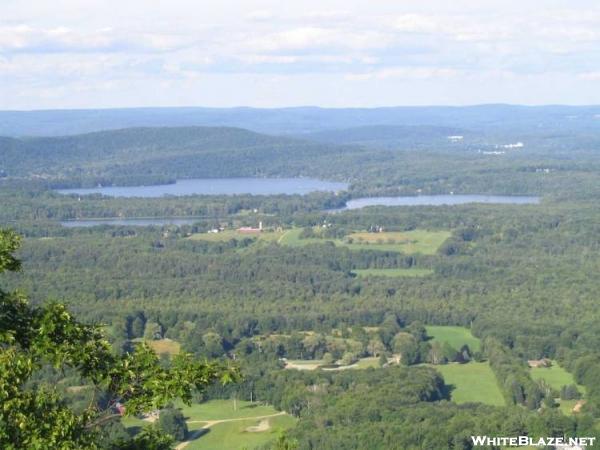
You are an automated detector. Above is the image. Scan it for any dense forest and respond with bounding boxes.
[3,114,600,448]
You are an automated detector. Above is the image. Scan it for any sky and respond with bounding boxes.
[2,0,600,109]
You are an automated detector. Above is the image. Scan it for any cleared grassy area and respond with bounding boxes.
[531,362,585,415]
[188,229,284,243]
[180,400,276,421]
[123,400,294,449]
[278,228,315,247]
[559,399,580,416]
[353,357,380,369]
[343,230,451,254]
[285,357,380,371]
[434,362,505,406]
[426,326,481,352]
[279,228,450,255]
[353,268,433,278]
[146,338,181,356]
[186,414,297,450]
[530,362,582,392]
[284,359,325,370]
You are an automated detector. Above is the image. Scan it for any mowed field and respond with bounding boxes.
[279,228,451,255]
[352,268,433,278]
[130,338,181,356]
[530,362,585,415]
[147,338,181,356]
[188,229,284,243]
[426,326,481,352]
[186,414,296,450]
[530,362,582,391]
[434,362,505,406]
[344,230,451,254]
[284,356,380,371]
[183,400,295,450]
[123,400,295,450]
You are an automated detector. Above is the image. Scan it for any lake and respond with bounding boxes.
[56,178,348,197]
[59,193,540,227]
[60,218,202,227]
[341,195,540,210]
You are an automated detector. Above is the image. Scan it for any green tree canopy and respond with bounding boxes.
[0,229,238,449]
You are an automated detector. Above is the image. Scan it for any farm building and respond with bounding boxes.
[527,358,552,368]
[238,221,263,234]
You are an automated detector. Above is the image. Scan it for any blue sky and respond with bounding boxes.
[2,0,600,109]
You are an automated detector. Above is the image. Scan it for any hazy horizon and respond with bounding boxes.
[4,103,600,113]
[3,0,600,109]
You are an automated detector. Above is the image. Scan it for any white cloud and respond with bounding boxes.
[394,14,441,33]
[3,0,600,108]
[345,67,462,81]
[245,26,392,53]
[247,10,274,21]
[578,72,600,81]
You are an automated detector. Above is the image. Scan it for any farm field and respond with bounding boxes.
[124,400,295,450]
[530,361,585,415]
[352,357,380,369]
[433,362,505,406]
[129,338,181,356]
[180,399,276,421]
[279,228,450,254]
[186,414,297,450]
[188,229,284,243]
[352,268,433,278]
[343,230,451,254]
[147,338,181,356]
[284,357,379,371]
[426,326,481,352]
[530,362,582,392]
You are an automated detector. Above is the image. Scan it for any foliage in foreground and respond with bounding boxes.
[0,229,238,449]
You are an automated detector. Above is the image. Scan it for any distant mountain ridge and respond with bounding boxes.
[301,125,468,148]
[0,126,358,187]
[2,105,600,136]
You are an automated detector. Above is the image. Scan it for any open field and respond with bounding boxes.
[186,414,296,450]
[284,357,380,371]
[279,228,451,254]
[530,362,582,392]
[130,338,181,356]
[426,326,481,352]
[180,400,276,421]
[353,357,380,369]
[344,230,451,254]
[124,400,295,450]
[277,228,318,247]
[284,359,325,370]
[188,229,284,243]
[352,268,433,278]
[530,361,585,415]
[433,362,505,406]
[147,338,181,356]
[559,399,581,416]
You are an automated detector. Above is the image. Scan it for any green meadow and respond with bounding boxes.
[530,362,585,415]
[188,229,284,243]
[426,325,481,352]
[186,414,297,450]
[434,362,505,406]
[123,399,295,450]
[530,362,582,392]
[181,399,277,421]
[279,228,450,255]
